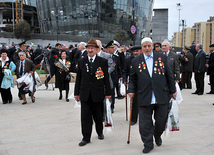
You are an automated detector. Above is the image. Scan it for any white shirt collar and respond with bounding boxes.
[88,55,96,63]
[143,52,154,60]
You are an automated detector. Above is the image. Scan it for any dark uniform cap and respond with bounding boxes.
[154,42,161,48]
[184,45,191,50]
[209,44,214,47]
[19,41,27,46]
[130,45,141,51]
[105,40,115,48]
[85,39,99,48]
[55,43,61,47]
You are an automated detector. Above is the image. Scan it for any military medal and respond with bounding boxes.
[158,68,161,74]
[86,64,89,72]
[130,65,132,69]
[155,61,158,66]
[161,62,165,68]
[162,69,164,75]
[95,67,104,79]
[158,57,161,62]
[143,64,146,70]
[138,64,141,69]
[140,69,142,72]
[154,67,157,74]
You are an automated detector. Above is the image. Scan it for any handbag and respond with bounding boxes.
[65,73,71,81]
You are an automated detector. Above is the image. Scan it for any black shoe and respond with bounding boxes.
[19,97,23,100]
[98,134,104,140]
[131,121,136,126]
[198,92,203,95]
[192,91,199,94]
[22,102,27,105]
[111,108,114,113]
[66,99,69,102]
[213,103,214,105]
[3,101,7,104]
[45,81,48,89]
[155,136,162,146]
[59,95,62,100]
[206,92,214,94]
[142,146,154,153]
[79,140,90,147]
[32,98,35,103]
[9,100,12,103]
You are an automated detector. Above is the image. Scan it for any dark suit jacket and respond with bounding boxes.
[167,51,180,81]
[193,50,206,73]
[15,59,36,84]
[207,52,214,75]
[115,49,125,71]
[111,54,122,85]
[74,56,111,102]
[49,48,60,65]
[128,52,176,106]
[123,55,135,83]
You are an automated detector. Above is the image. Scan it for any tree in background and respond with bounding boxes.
[114,29,128,45]
[14,20,31,40]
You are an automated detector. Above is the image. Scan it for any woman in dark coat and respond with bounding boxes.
[55,50,71,102]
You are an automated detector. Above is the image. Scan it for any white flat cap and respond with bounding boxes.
[141,37,153,45]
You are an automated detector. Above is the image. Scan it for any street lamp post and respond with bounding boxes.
[51,8,63,42]
[176,3,182,47]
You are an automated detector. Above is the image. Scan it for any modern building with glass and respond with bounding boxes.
[0,0,38,31]
[36,0,154,41]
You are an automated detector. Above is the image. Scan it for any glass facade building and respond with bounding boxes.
[36,0,154,40]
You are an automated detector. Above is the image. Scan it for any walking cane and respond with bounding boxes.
[127,97,133,144]
[125,84,128,121]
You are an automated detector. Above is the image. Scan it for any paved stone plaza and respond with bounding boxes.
[0,75,214,155]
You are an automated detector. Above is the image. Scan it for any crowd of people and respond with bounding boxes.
[0,38,214,153]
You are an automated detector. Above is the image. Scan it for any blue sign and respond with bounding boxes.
[131,25,136,34]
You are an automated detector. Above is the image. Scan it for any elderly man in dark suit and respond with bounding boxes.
[128,37,176,154]
[192,44,206,95]
[162,40,180,82]
[180,46,193,89]
[15,52,36,105]
[206,44,214,94]
[74,39,111,147]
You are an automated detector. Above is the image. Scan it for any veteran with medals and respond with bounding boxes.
[128,38,176,153]
[74,39,111,147]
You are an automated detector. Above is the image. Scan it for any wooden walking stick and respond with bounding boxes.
[127,97,133,144]
[125,84,128,121]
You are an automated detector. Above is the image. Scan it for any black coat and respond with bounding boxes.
[128,52,176,106]
[193,50,206,73]
[180,51,193,72]
[123,55,135,83]
[207,52,214,76]
[49,48,60,66]
[55,59,71,90]
[74,56,111,102]
[111,54,122,85]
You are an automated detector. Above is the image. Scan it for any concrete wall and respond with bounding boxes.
[151,9,168,43]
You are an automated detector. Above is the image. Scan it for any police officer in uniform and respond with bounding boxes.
[123,45,141,125]
[13,41,30,64]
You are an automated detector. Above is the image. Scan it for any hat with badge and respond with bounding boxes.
[209,44,214,47]
[105,40,115,48]
[130,45,141,51]
[85,39,99,48]
[183,45,191,50]
[154,42,162,48]
[19,41,27,47]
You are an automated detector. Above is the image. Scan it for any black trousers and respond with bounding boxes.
[45,65,56,83]
[138,104,169,148]
[131,94,138,123]
[0,88,12,103]
[210,75,214,93]
[194,72,205,93]
[81,96,103,142]
[182,72,192,89]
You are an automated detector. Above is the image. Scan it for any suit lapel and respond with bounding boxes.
[92,56,100,75]
[83,57,90,76]
[152,52,157,78]
[140,54,150,77]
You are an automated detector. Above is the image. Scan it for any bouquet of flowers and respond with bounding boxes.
[54,59,68,71]
[105,98,114,133]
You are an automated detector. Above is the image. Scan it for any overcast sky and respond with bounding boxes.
[153,0,214,39]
